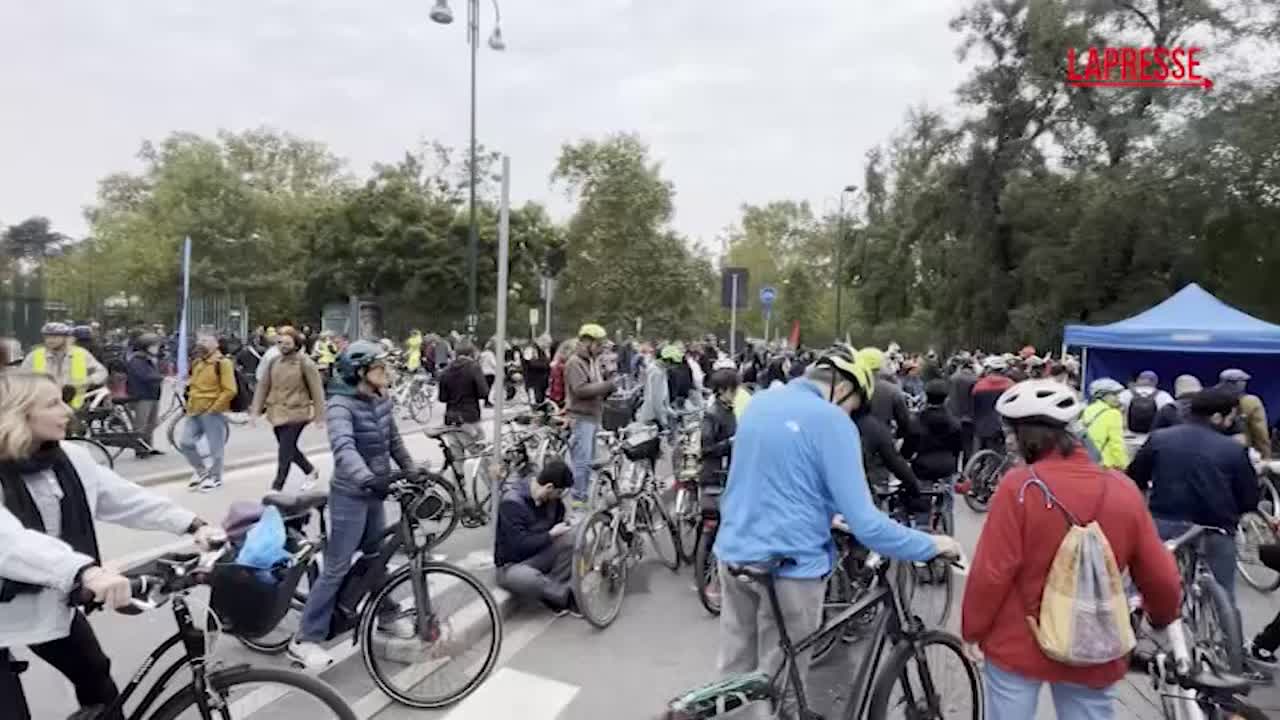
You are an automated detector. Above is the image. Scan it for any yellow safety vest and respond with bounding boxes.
[32,346,89,408]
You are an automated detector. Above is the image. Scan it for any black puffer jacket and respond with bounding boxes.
[439,357,489,425]
[853,411,920,493]
[326,384,415,497]
[699,399,736,486]
[902,405,964,482]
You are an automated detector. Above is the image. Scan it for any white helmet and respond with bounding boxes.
[712,356,736,371]
[983,355,1008,372]
[996,379,1083,426]
[1088,377,1125,400]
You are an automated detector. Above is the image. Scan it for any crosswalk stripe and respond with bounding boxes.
[440,667,579,720]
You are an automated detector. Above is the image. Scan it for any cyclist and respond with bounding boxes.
[714,351,960,717]
[404,329,423,372]
[20,323,108,410]
[962,379,1181,720]
[1127,387,1259,603]
[1150,374,1202,431]
[858,346,913,440]
[1218,368,1271,460]
[288,341,420,669]
[1081,378,1129,471]
[564,324,616,511]
[902,379,965,491]
[438,342,490,456]
[971,355,1015,454]
[124,333,165,458]
[636,344,678,431]
[0,372,221,720]
[700,367,739,488]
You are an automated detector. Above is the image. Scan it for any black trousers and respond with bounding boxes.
[1,612,122,720]
[272,422,315,491]
[1254,544,1280,650]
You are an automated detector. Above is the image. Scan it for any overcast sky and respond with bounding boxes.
[0,1,971,249]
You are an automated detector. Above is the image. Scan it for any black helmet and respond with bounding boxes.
[925,379,949,405]
[707,368,740,394]
[335,340,386,385]
[134,333,162,350]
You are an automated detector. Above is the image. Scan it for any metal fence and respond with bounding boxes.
[0,272,45,348]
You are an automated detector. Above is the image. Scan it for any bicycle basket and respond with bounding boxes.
[209,546,314,638]
[623,435,662,462]
[602,397,634,432]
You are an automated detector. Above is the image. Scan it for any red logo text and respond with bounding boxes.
[1066,47,1212,90]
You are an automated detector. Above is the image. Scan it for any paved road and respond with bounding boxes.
[17,427,1280,719]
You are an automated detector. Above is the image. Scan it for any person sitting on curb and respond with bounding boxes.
[494,460,579,616]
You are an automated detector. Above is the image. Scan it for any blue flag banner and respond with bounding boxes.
[176,236,192,384]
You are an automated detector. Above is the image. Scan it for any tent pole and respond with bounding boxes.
[1081,347,1089,390]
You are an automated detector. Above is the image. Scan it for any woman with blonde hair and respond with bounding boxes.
[0,372,222,720]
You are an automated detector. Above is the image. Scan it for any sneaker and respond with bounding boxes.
[554,593,583,619]
[188,471,206,489]
[287,640,334,670]
[377,616,418,640]
[199,476,223,493]
[1247,639,1278,667]
[299,470,319,492]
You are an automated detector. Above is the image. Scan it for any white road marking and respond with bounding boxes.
[440,667,579,720]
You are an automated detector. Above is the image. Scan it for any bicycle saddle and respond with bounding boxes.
[423,426,458,439]
[262,491,329,515]
[727,557,796,581]
[1181,668,1252,696]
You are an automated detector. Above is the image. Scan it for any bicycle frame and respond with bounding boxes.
[100,593,240,720]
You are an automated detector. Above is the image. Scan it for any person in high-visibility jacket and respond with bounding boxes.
[405,330,423,372]
[21,322,107,408]
[1082,377,1130,470]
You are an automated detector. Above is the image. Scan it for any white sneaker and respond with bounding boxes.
[188,471,205,489]
[377,616,418,640]
[199,476,223,493]
[287,640,334,670]
[299,470,319,492]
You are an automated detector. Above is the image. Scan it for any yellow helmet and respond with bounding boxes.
[855,347,885,373]
[816,351,875,400]
[660,344,684,363]
[578,323,607,340]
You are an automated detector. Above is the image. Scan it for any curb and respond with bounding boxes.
[132,443,333,488]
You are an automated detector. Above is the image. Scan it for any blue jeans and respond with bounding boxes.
[568,417,598,502]
[176,413,227,481]
[984,661,1114,720]
[1155,517,1237,603]
[298,491,386,642]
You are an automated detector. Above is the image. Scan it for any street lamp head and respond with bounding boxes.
[842,184,857,194]
[488,26,506,51]
[429,0,454,24]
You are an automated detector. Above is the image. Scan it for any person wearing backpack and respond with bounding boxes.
[962,379,1182,720]
[250,327,325,492]
[1081,378,1129,470]
[1118,370,1172,435]
[177,334,238,492]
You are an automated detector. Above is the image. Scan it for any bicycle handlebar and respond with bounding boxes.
[1163,524,1228,553]
[71,543,231,614]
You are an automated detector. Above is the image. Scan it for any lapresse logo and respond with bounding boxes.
[1066,46,1213,90]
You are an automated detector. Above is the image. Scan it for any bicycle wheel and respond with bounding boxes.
[1189,574,1245,673]
[147,665,356,719]
[167,414,231,463]
[639,491,681,571]
[359,562,501,709]
[1259,476,1280,520]
[898,509,955,630]
[572,509,629,629]
[673,485,700,565]
[867,631,980,720]
[694,526,720,616]
[408,381,433,425]
[65,437,114,469]
[961,450,1002,513]
[1237,510,1280,592]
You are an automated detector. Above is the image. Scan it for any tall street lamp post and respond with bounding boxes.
[431,0,505,337]
[834,184,857,341]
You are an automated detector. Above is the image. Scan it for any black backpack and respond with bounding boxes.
[1126,392,1158,434]
[223,359,253,413]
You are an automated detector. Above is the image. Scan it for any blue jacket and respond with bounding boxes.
[713,380,937,579]
[494,480,564,567]
[1127,421,1259,531]
[325,383,415,497]
[125,351,163,401]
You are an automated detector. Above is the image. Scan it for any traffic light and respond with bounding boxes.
[544,246,566,277]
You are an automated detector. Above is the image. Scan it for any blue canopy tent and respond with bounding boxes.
[1063,283,1280,420]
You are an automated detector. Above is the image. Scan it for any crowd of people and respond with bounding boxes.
[2,313,1279,719]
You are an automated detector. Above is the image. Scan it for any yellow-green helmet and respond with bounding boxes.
[578,323,607,340]
[816,351,875,400]
[855,347,885,373]
[660,344,684,363]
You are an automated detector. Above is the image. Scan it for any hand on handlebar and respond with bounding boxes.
[931,535,963,562]
[831,514,851,533]
[192,525,227,552]
[79,566,132,610]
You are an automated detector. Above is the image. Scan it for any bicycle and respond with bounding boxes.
[1159,524,1245,675]
[22,545,358,720]
[959,445,1016,513]
[420,413,544,529]
[693,472,728,617]
[663,552,980,720]
[389,365,435,425]
[871,478,957,632]
[162,378,251,464]
[572,425,682,628]
[1130,618,1267,720]
[1235,509,1280,593]
[671,410,707,564]
[70,385,152,465]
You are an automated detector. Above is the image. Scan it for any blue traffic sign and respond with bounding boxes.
[759,286,777,307]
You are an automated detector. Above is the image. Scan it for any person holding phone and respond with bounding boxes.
[494,460,579,616]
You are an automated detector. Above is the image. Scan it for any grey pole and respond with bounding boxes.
[466,0,480,337]
[489,155,511,540]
